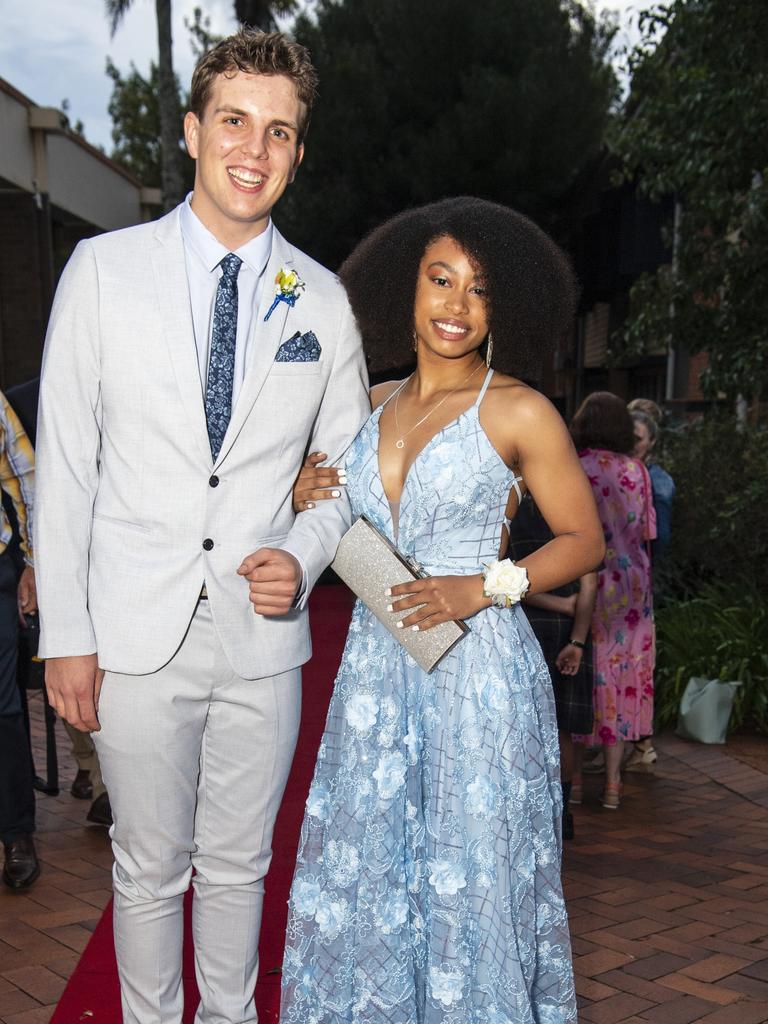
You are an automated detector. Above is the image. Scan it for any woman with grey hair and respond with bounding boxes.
[629,408,675,562]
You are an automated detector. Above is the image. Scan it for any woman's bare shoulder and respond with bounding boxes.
[484,373,560,424]
[370,379,407,409]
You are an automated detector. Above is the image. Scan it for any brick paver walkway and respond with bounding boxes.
[2,691,767,1023]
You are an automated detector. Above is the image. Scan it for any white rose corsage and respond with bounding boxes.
[482,558,530,608]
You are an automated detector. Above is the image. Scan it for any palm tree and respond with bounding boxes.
[106,0,185,211]
[234,1,300,30]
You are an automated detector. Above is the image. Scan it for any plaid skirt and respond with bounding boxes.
[523,606,594,736]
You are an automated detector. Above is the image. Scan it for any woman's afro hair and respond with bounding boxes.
[338,196,579,378]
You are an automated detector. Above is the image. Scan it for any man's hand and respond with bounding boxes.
[17,565,37,625]
[46,654,105,732]
[237,548,302,615]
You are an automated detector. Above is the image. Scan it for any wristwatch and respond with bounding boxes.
[568,638,586,649]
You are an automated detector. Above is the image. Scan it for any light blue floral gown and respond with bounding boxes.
[281,370,577,1024]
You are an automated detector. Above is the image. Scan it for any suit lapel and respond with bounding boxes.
[150,209,212,463]
[215,229,295,467]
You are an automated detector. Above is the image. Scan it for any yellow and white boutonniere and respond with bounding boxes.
[264,267,306,321]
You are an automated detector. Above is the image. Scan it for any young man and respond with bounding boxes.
[36,30,369,1024]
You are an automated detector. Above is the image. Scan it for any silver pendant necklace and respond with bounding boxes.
[393,362,484,449]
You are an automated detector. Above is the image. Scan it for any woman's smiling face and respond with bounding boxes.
[412,236,489,361]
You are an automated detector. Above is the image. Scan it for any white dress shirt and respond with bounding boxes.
[179,193,273,410]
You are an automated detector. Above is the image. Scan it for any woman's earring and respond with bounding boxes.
[485,332,494,367]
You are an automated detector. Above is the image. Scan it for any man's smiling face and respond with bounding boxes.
[184,69,305,249]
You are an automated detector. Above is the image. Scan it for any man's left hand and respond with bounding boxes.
[17,565,37,624]
[237,548,302,615]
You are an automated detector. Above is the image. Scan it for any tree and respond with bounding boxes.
[277,0,617,268]
[106,59,162,187]
[234,0,300,30]
[105,0,186,209]
[611,0,768,406]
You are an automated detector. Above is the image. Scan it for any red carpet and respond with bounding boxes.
[50,586,353,1024]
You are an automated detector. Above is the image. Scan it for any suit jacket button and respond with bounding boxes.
[209,475,219,488]
[203,538,214,551]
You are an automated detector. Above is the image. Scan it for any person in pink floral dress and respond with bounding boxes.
[570,392,656,809]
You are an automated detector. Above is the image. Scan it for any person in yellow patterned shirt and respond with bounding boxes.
[0,390,39,890]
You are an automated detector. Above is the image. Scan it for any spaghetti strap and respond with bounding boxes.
[474,367,494,407]
[379,376,410,409]
[503,477,524,533]
[510,474,523,506]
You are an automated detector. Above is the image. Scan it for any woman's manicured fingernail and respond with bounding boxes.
[411,625,419,632]
[331,490,341,498]
[385,588,392,596]
[338,475,348,484]
[396,620,404,629]
[306,502,315,509]
[386,604,393,612]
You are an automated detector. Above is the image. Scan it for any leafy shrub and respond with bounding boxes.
[655,415,768,600]
[654,582,768,735]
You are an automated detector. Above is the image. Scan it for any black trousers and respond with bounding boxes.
[0,550,35,843]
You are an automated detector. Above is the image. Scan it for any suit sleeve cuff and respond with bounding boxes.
[280,546,309,610]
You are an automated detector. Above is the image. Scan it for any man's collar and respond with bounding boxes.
[180,193,273,276]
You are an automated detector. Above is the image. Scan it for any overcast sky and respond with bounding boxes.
[0,0,645,155]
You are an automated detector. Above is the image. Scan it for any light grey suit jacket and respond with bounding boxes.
[36,206,369,678]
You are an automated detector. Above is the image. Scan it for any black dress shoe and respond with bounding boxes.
[71,769,93,800]
[2,835,41,890]
[86,792,113,827]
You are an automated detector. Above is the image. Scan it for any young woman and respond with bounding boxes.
[570,393,657,809]
[281,197,604,1024]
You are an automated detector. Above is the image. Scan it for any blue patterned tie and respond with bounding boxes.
[205,253,242,462]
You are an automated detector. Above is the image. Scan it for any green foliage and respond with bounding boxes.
[106,57,164,187]
[186,6,220,59]
[280,0,618,267]
[60,98,86,140]
[611,0,768,402]
[655,415,768,599]
[105,0,132,36]
[235,0,300,30]
[654,583,768,735]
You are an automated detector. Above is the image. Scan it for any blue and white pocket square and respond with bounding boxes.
[274,331,322,363]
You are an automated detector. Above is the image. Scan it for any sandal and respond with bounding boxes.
[602,782,622,810]
[624,743,657,773]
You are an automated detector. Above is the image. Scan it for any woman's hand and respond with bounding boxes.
[387,574,490,631]
[555,643,583,676]
[293,452,346,512]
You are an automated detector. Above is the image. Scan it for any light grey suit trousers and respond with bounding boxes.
[94,600,301,1024]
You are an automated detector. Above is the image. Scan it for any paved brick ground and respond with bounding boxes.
[0,691,113,1024]
[2,691,767,1023]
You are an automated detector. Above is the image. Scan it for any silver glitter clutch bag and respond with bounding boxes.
[331,515,469,673]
